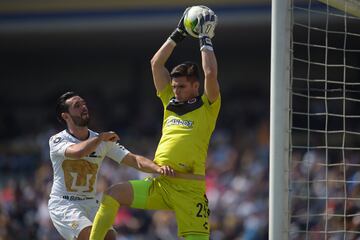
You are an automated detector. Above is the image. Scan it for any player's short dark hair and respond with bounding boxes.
[56,91,79,125]
[170,61,200,83]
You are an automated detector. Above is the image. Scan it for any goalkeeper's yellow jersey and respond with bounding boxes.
[154,84,221,176]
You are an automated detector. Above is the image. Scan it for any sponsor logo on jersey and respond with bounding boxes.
[166,118,194,128]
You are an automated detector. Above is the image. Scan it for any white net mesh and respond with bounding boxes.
[290,0,360,239]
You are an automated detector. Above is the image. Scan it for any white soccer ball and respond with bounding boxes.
[184,5,212,38]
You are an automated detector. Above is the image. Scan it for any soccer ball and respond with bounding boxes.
[184,5,212,38]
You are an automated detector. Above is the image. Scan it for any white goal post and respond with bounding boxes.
[270,0,360,239]
[269,0,291,239]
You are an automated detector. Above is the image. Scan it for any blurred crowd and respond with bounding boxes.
[0,95,270,240]
[3,98,360,240]
[289,150,360,240]
[0,123,270,240]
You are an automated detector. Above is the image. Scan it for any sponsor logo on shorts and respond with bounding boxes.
[71,221,79,230]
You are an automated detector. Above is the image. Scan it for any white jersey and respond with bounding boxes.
[49,129,129,199]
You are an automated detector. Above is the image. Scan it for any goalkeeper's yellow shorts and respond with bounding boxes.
[129,175,210,237]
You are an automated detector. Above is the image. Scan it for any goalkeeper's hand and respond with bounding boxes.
[197,9,217,39]
[169,7,190,44]
[197,9,217,51]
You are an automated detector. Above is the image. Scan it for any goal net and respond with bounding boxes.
[289,0,360,239]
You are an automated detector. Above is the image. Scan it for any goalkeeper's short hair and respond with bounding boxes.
[170,61,199,83]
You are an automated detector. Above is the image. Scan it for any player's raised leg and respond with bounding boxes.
[90,182,133,240]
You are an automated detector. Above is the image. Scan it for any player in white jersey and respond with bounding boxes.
[48,91,174,240]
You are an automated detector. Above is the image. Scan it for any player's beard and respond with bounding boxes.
[70,113,90,127]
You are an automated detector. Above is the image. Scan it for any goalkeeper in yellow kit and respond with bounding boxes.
[90,8,220,240]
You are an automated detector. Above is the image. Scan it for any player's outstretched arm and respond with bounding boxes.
[150,40,173,93]
[198,10,220,103]
[150,8,190,93]
[65,131,119,159]
[202,48,219,103]
[122,153,175,175]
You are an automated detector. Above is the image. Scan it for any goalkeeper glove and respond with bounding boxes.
[169,7,190,44]
[197,10,217,51]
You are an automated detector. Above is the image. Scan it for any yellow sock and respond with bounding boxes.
[90,194,120,240]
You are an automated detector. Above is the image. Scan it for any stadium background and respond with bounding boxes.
[0,0,271,239]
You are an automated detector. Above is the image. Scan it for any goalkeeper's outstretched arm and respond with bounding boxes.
[198,10,220,103]
[150,8,190,93]
[150,41,173,93]
[202,48,219,103]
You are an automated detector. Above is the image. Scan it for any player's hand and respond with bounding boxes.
[197,9,217,39]
[169,7,190,44]
[158,165,175,176]
[176,7,190,35]
[99,131,120,142]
